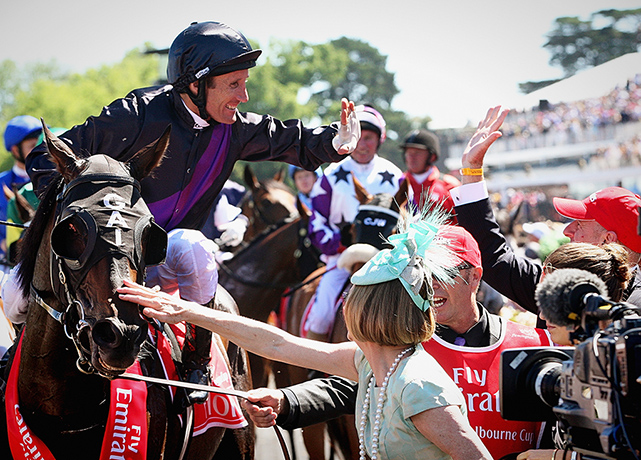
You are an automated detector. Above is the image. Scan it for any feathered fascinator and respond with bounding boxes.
[350,203,461,311]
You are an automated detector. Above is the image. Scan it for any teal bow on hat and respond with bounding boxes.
[351,219,457,311]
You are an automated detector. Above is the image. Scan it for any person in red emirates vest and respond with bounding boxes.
[401,129,460,217]
[423,224,552,459]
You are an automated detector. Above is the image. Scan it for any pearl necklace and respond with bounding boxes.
[358,346,414,460]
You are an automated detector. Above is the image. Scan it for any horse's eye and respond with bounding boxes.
[52,216,89,260]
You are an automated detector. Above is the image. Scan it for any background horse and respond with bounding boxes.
[219,166,322,389]
[0,125,251,460]
[283,177,408,460]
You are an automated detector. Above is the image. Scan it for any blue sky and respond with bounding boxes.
[2,0,639,129]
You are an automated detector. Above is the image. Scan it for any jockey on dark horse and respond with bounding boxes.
[305,106,403,342]
[22,21,360,404]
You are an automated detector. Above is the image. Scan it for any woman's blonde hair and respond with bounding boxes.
[543,242,631,301]
[343,279,434,346]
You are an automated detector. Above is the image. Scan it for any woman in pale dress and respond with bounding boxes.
[118,211,492,460]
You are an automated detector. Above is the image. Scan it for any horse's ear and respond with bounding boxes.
[273,167,285,183]
[352,173,372,204]
[3,184,14,201]
[392,177,410,214]
[42,119,85,182]
[244,164,260,192]
[13,185,35,223]
[127,125,170,181]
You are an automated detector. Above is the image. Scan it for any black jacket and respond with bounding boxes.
[456,197,542,315]
[456,197,641,315]
[27,85,343,231]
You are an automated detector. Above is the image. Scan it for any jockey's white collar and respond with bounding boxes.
[181,99,210,130]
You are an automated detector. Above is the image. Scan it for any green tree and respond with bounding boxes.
[544,8,641,76]
[0,47,159,171]
[237,37,416,181]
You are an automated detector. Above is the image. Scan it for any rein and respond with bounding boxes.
[119,373,292,460]
[0,219,28,229]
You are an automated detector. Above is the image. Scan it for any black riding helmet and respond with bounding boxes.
[402,129,440,165]
[167,21,262,120]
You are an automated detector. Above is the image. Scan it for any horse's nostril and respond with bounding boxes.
[92,319,123,349]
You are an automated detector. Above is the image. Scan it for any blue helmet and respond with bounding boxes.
[4,115,41,152]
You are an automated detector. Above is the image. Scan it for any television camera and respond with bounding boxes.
[500,268,641,459]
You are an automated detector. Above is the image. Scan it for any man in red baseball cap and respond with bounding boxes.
[553,187,641,253]
[553,186,641,306]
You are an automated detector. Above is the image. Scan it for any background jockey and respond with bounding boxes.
[1,115,41,259]
[401,129,460,218]
[24,21,360,404]
[289,164,321,211]
[305,104,403,342]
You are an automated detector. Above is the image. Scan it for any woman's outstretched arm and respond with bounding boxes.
[118,280,358,380]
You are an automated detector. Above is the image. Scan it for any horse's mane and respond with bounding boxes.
[263,178,294,194]
[368,192,395,210]
[17,174,64,298]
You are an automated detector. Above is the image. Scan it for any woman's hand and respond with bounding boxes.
[117,279,197,324]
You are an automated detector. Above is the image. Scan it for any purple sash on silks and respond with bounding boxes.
[149,124,232,230]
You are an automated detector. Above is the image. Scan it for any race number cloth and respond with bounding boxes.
[423,320,552,459]
[165,323,247,435]
[6,324,246,460]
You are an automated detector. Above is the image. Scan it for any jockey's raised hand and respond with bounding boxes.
[332,98,360,155]
[459,106,509,184]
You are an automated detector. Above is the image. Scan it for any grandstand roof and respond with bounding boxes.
[513,52,641,110]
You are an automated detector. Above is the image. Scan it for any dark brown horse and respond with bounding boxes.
[218,166,321,389]
[0,125,251,460]
[283,177,408,460]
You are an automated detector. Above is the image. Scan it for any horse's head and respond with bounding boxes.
[241,165,299,241]
[30,122,169,377]
[346,175,409,249]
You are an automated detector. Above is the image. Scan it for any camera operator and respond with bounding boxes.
[539,242,631,346]
[515,262,637,460]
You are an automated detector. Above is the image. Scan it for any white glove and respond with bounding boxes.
[332,109,360,154]
[217,214,249,247]
[2,264,29,324]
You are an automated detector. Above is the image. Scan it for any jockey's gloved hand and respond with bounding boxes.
[217,214,249,247]
[332,109,360,154]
